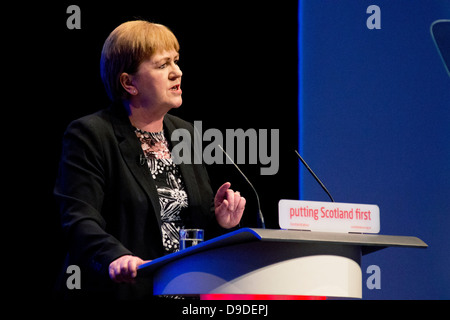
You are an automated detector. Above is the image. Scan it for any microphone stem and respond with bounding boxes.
[218,145,266,229]
[295,150,335,202]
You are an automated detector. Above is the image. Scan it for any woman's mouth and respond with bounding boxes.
[169,84,181,93]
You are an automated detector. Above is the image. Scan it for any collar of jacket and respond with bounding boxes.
[107,102,203,230]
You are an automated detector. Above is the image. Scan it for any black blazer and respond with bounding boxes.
[54,103,225,299]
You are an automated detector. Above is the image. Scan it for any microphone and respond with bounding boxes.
[218,144,266,229]
[294,150,335,202]
[139,154,147,166]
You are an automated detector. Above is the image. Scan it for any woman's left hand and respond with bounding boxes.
[214,182,246,229]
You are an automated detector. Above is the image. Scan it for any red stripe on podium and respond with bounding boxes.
[200,294,326,300]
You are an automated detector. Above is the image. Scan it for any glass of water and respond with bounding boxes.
[179,228,204,250]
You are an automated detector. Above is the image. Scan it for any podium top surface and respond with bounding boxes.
[252,228,427,250]
[138,228,427,276]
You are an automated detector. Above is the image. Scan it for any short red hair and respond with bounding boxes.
[100,20,180,101]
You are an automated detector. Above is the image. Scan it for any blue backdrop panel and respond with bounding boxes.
[299,1,450,299]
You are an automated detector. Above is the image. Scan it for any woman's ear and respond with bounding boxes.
[119,72,138,96]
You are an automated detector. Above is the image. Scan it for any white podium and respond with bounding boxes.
[138,228,427,299]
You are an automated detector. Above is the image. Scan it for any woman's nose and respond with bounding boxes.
[170,63,182,79]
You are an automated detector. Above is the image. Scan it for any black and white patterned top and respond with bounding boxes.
[135,128,188,254]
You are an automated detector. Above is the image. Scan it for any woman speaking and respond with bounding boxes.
[54,20,246,299]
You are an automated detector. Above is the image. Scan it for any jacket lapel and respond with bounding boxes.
[109,105,203,230]
[163,115,202,212]
[109,105,162,227]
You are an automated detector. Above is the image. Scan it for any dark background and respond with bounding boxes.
[23,1,298,296]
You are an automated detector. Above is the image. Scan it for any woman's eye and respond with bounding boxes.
[158,59,179,69]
